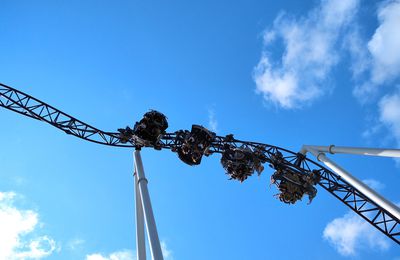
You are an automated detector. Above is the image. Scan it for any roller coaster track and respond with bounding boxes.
[1,82,399,245]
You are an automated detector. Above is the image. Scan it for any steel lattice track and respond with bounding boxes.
[1,82,399,245]
[0,83,124,146]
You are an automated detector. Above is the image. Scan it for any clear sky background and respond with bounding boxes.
[1,0,400,259]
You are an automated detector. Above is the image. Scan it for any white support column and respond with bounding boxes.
[135,171,146,260]
[301,145,400,158]
[134,150,164,260]
[303,147,400,221]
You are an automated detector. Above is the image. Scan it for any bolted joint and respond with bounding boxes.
[137,177,148,185]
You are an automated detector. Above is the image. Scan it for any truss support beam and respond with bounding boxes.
[302,146,400,222]
[301,145,400,158]
[134,150,164,260]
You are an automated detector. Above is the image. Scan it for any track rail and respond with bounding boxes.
[1,82,399,245]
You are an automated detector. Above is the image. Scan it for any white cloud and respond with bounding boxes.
[379,90,400,144]
[161,240,173,260]
[0,191,57,260]
[379,90,400,166]
[368,0,400,84]
[323,211,390,256]
[207,108,218,132]
[362,178,385,191]
[67,238,85,251]
[86,250,135,260]
[14,236,57,259]
[254,0,359,109]
[356,1,400,150]
[362,122,383,140]
[324,179,389,256]
[343,28,370,78]
[352,0,400,101]
[85,241,172,260]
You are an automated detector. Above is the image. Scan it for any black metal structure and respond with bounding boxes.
[1,82,399,245]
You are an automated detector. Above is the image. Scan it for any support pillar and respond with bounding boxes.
[134,150,164,260]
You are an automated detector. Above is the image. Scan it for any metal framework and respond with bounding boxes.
[301,146,400,244]
[1,82,400,254]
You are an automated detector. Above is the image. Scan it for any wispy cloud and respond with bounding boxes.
[67,238,85,251]
[255,0,400,107]
[85,240,172,260]
[379,90,400,145]
[344,0,400,154]
[207,108,218,132]
[343,27,370,79]
[323,211,390,256]
[0,191,58,259]
[254,0,359,109]
[86,249,135,260]
[161,240,173,260]
[323,179,389,256]
[368,0,400,85]
[352,0,400,101]
[362,178,385,190]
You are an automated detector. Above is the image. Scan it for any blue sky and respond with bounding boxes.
[1,0,400,259]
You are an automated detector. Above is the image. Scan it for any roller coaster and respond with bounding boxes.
[1,82,399,259]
